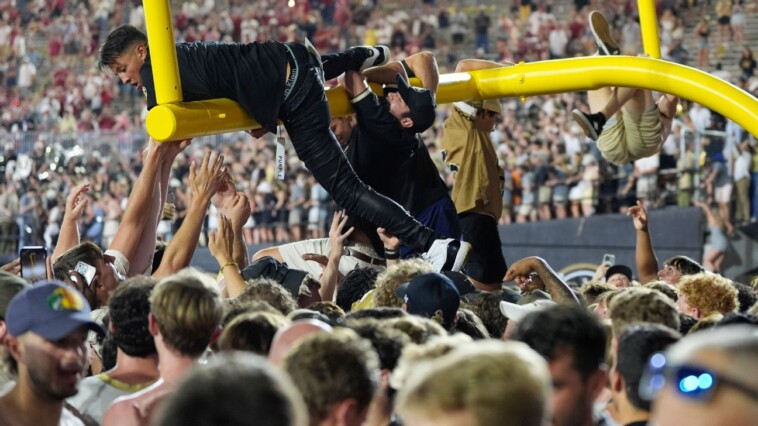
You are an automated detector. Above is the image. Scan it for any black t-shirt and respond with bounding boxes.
[140,41,288,133]
[346,90,448,216]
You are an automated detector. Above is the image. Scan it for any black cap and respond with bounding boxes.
[605,264,633,282]
[395,74,436,133]
[241,257,309,298]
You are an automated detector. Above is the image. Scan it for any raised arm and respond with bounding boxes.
[210,215,245,298]
[454,58,514,73]
[226,191,252,269]
[628,200,659,284]
[152,151,225,278]
[52,182,90,262]
[319,211,353,302]
[505,256,581,305]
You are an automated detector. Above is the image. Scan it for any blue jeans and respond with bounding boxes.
[751,172,758,219]
[279,43,438,251]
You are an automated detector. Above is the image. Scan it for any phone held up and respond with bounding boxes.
[602,253,616,267]
[20,246,48,283]
[72,261,97,288]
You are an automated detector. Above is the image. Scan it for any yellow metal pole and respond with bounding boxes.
[638,0,661,59]
[143,0,182,105]
[145,57,758,142]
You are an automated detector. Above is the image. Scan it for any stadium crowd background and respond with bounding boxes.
[0,0,757,252]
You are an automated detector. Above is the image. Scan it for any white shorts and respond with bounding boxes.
[715,184,733,204]
[278,238,385,277]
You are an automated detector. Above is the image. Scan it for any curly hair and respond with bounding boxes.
[306,301,346,321]
[678,273,739,317]
[238,278,298,315]
[108,276,157,357]
[451,308,489,340]
[335,267,378,312]
[579,281,617,306]
[466,292,508,339]
[384,315,446,345]
[372,259,434,308]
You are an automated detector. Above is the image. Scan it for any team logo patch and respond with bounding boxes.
[47,287,84,311]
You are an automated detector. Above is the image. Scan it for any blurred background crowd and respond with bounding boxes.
[1,0,757,255]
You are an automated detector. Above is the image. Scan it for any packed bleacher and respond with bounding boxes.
[1,1,758,426]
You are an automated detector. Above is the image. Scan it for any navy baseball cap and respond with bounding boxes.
[6,281,103,340]
[395,273,460,329]
[395,74,437,134]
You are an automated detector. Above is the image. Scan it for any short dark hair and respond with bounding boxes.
[97,25,148,71]
[664,256,704,276]
[344,318,410,371]
[511,305,607,379]
[616,324,681,411]
[466,292,508,339]
[156,352,307,426]
[218,311,289,355]
[306,301,346,321]
[108,276,157,357]
[336,268,378,312]
[730,281,757,312]
[716,312,758,327]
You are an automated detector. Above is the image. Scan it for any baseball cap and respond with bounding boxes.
[471,99,502,114]
[499,298,556,322]
[395,273,460,329]
[605,265,633,282]
[0,271,31,319]
[241,257,309,299]
[441,271,476,296]
[395,74,437,133]
[6,281,103,340]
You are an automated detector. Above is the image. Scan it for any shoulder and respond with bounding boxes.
[102,396,137,426]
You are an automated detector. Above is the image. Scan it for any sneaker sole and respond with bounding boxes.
[572,109,599,140]
[359,45,390,71]
[589,11,620,56]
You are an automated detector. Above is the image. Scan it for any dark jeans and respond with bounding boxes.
[279,43,437,251]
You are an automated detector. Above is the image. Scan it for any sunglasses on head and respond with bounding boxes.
[639,352,758,403]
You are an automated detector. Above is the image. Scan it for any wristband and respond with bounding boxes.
[384,248,400,260]
[219,261,239,275]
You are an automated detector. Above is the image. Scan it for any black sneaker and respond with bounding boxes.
[589,11,620,56]
[357,45,390,71]
[572,109,606,140]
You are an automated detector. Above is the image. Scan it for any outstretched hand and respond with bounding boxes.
[189,151,226,203]
[377,228,400,251]
[627,200,649,231]
[328,211,354,261]
[209,216,235,265]
[227,192,252,231]
[65,182,91,220]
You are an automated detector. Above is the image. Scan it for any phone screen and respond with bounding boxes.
[20,246,48,283]
[602,253,616,266]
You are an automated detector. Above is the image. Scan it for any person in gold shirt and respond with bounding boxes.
[441,59,510,291]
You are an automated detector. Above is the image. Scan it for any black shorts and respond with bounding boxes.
[718,15,730,25]
[459,212,508,285]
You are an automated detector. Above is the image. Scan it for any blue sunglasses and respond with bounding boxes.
[639,352,758,402]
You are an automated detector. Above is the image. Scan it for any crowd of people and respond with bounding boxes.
[0,1,757,426]
[1,0,757,246]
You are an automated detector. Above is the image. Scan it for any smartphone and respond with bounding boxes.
[20,246,48,283]
[72,261,97,287]
[602,253,616,267]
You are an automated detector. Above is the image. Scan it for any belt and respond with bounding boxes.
[343,247,386,267]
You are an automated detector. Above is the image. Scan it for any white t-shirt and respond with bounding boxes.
[67,373,156,425]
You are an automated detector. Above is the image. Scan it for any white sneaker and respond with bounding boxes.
[423,238,472,272]
[359,45,390,71]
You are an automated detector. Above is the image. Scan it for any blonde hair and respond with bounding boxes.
[396,341,551,426]
[678,273,738,317]
[372,259,434,308]
[609,287,680,337]
[151,268,224,357]
[390,334,472,390]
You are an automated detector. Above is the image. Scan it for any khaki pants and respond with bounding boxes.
[735,177,750,223]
